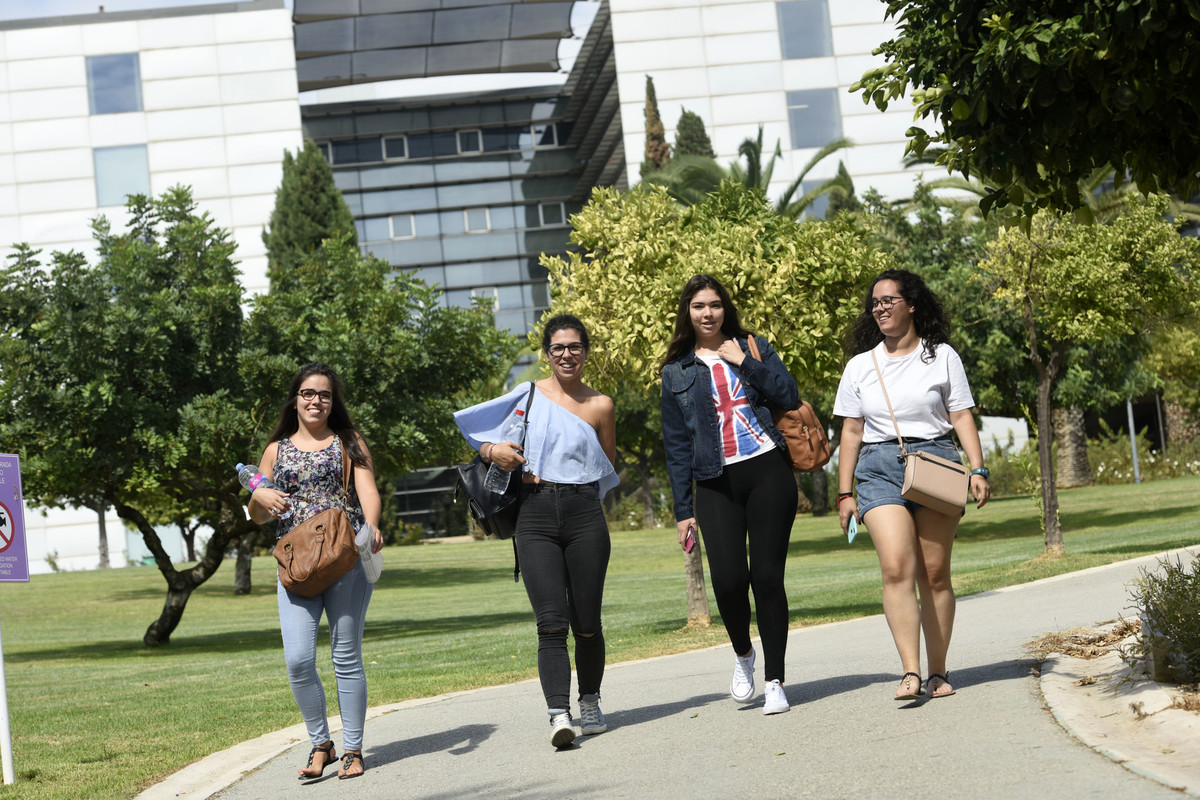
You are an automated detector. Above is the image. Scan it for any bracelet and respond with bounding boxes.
[483,443,494,462]
[836,493,855,508]
[970,466,990,480]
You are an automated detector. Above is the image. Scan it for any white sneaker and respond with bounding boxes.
[762,679,790,715]
[579,694,607,735]
[549,710,576,749]
[730,647,756,702]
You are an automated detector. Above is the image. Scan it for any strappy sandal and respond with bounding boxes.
[927,672,956,698]
[298,741,335,780]
[895,671,923,701]
[338,751,365,780]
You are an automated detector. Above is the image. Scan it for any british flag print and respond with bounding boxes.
[710,362,769,457]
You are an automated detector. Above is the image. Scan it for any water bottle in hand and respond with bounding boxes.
[485,408,526,494]
[235,462,293,519]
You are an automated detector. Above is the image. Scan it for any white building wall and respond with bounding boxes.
[0,4,302,297]
[611,0,928,203]
[0,3,298,573]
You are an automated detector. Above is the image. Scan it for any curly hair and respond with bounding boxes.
[849,269,951,363]
[541,314,590,352]
[659,274,752,372]
[265,362,371,468]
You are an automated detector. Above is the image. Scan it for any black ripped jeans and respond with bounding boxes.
[514,482,611,712]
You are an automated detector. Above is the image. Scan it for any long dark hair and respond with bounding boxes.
[849,269,950,362]
[659,274,752,372]
[266,362,371,468]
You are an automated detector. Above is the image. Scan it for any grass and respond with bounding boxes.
[1,475,1198,799]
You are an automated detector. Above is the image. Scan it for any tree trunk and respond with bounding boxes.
[1053,405,1093,488]
[178,516,196,562]
[94,501,110,569]
[1035,361,1064,554]
[637,459,655,530]
[811,468,830,516]
[116,499,254,646]
[233,532,254,595]
[684,537,711,627]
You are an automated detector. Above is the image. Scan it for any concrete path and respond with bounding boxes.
[147,549,1198,800]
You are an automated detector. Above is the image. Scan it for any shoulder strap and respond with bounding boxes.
[337,434,353,493]
[870,349,908,455]
[522,381,536,429]
[745,335,762,362]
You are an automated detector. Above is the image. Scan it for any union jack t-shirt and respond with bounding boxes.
[698,356,777,466]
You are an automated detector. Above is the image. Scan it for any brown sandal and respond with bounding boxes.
[298,741,335,780]
[338,751,365,780]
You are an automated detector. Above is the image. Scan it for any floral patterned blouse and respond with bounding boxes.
[272,435,365,539]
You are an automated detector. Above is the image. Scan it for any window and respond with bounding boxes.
[776,1,833,59]
[786,89,842,149]
[538,202,566,227]
[458,130,482,154]
[389,214,415,239]
[471,286,498,311]
[799,181,832,220]
[464,207,490,233]
[94,145,150,207]
[532,123,557,149]
[331,138,383,164]
[383,136,407,160]
[86,53,142,115]
[316,141,332,162]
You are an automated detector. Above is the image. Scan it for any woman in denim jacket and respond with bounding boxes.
[659,274,800,715]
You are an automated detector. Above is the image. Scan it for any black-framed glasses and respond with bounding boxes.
[548,343,585,358]
[297,389,333,403]
[871,296,904,311]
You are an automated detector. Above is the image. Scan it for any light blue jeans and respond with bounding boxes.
[277,563,373,750]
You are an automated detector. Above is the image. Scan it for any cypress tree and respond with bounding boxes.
[262,140,357,283]
[640,75,672,177]
[674,108,715,158]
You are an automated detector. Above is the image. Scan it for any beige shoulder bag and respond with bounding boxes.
[870,350,968,516]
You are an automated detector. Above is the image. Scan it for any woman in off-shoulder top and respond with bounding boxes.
[454,314,617,751]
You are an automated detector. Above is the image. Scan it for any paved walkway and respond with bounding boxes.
[145,548,1199,800]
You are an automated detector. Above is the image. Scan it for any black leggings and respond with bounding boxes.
[514,483,611,711]
[695,449,798,683]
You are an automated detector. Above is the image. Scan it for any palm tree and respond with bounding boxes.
[643,125,855,221]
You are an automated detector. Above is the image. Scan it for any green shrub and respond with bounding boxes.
[1128,556,1200,683]
[1090,422,1200,485]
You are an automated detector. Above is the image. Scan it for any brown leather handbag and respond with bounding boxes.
[870,351,969,516]
[273,439,359,597]
[745,336,831,472]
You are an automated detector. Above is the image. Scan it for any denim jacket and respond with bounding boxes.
[660,336,800,522]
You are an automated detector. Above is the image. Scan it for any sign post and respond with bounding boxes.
[0,453,29,786]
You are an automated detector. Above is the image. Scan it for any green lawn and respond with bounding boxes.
[2,476,1197,799]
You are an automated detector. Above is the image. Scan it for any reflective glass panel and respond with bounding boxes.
[464,207,490,232]
[332,138,383,164]
[458,130,482,153]
[786,89,843,149]
[86,53,142,115]
[383,136,407,159]
[389,215,415,239]
[94,145,150,207]
[776,0,833,59]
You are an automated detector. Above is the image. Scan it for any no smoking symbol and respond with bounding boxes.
[0,500,12,553]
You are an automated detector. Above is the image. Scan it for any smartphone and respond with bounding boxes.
[683,525,697,554]
[847,515,858,544]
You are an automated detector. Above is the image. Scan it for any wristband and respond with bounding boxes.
[836,493,855,508]
[970,466,990,479]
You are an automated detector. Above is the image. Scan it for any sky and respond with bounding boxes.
[0,0,259,20]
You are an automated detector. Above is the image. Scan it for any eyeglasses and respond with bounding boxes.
[871,296,904,311]
[548,343,585,358]
[297,389,333,403]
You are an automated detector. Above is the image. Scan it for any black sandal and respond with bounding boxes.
[298,741,336,780]
[928,672,956,698]
[895,672,923,701]
[338,751,365,780]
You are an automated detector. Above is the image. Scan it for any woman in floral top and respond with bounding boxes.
[248,362,383,780]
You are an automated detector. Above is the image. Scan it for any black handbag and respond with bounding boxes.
[454,383,536,579]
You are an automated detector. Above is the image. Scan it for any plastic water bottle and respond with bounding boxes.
[235,462,293,519]
[485,408,526,494]
[356,522,383,584]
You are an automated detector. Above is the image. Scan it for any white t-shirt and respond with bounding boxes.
[833,341,975,443]
[698,355,777,465]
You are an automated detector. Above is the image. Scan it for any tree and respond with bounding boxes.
[674,107,715,158]
[640,76,672,178]
[262,140,357,280]
[0,189,255,646]
[541,182,890,621]
[853,0,1200,215]
[979,195,1200,553]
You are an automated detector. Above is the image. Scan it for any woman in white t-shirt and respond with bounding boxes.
[833,269,990,701]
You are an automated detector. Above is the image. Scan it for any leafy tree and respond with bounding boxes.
[640,76,672,178]
[262,141,357,281]
[674,107,715,158]
[853,0,1200,215]
[979,195,1200,553]
[1146,323,1200,417]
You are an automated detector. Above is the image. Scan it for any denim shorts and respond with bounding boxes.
[854,437,963,517]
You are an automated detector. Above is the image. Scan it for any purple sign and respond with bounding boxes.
[0,454,29,583]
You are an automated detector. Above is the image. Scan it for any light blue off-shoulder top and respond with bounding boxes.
[454,381,618,499]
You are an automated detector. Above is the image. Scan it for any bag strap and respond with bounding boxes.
[870,349,908,457]
[508,382,536,584]
[335,434,353,499]
[746,335,762,362]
